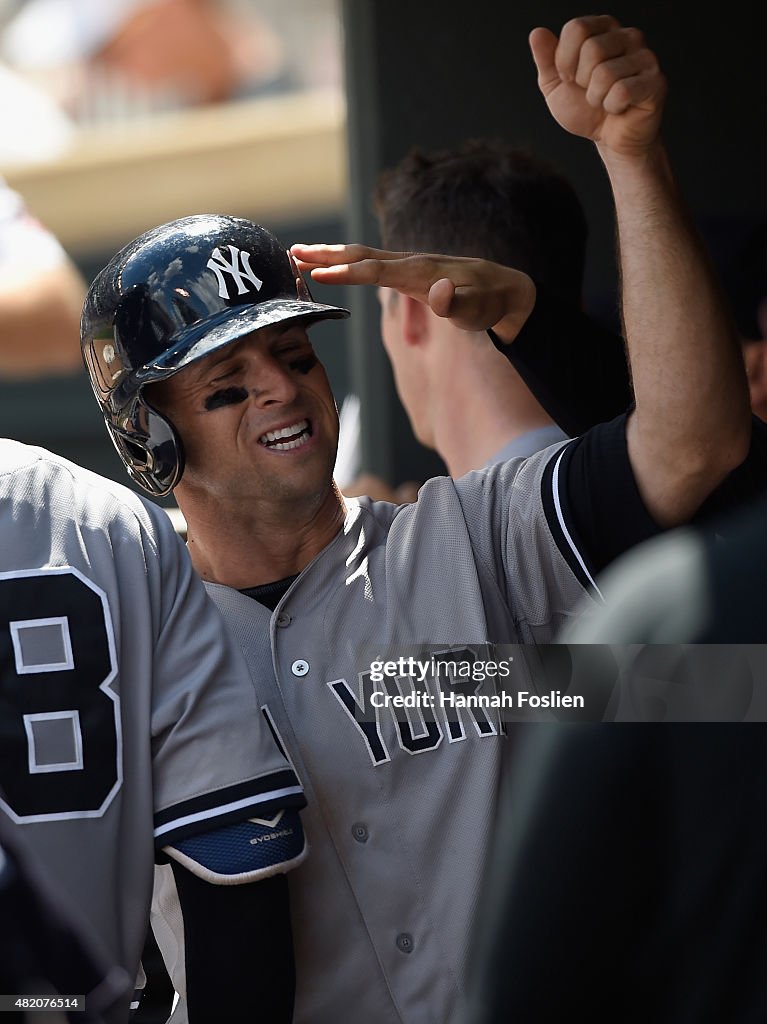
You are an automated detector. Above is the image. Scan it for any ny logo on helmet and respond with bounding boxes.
[206,245,264,300]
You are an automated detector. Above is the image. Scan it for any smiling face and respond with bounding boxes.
[147,321,340,516]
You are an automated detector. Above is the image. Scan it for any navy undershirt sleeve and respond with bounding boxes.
[542,414,659,580]
[488,285,631,436]
[693,415,767,527]
[545,415,767,582]
[172,862,294,1023]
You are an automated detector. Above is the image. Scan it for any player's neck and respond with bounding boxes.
[431,352,557,478]
[175,485,346,588]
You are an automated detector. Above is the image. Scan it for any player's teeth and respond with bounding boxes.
[264,430,311,451]
[260,420,309,444]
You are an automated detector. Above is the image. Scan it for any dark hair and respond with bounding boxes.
[374,139,587,307]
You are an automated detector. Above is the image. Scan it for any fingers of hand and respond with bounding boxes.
[584,48,660,109]
[291,243,359,269]
[290,243,409,269]
[292,257,321,272]
[574,26,644,89]
[554,18,663,117]
[428,278,457,319]
[602,67,667,115]
[528,26,560,93]
[555,15,621,80]
[430,281,509,333]
[303,252,440,293]
[301,264,349,282]
[290,245,426,289]
[303,258,387,286]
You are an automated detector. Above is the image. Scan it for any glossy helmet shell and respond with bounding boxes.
[81,214,349,496]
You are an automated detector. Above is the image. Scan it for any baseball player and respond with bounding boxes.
[0,441,306,1023]
[79,16,758,1023]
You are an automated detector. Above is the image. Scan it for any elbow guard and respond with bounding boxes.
[162,808,306,885]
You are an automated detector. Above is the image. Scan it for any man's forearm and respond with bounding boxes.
[528,15,752,526]
[603,142,751,524]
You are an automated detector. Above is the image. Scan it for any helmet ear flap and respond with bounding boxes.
[105,396,185,497]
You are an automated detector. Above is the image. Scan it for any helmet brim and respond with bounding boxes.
[141,298,350,380]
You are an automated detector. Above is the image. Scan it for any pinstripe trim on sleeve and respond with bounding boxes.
[540,415,660,587]
[541,441,604,600]
[153,769,305,847]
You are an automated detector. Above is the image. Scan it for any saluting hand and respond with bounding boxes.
[290,244,536,342]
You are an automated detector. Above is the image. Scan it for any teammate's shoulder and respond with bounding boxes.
[0,439,175,541]
[451,439,572,496]
[0,437,45,475]
[344,479,458,529]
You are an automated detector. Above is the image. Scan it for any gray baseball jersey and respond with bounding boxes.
[0,440,305,1023]
[201,428,636,1024]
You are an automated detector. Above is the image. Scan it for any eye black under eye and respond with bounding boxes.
[288,354,318,375]
[204,386,249,411]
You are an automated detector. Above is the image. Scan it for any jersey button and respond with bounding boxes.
[351,822,369,843]
[396,933,415,954]
[291,659,309,677]
[276,612,291,628]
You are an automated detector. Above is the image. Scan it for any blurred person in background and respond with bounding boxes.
[0,45,85,377]
[0,59,75,165]
[0,177,84,376]
[1,0,290,125]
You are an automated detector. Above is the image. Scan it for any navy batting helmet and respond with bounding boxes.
[81,214,349,496]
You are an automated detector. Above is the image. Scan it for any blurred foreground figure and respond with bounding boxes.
[467,719,767,1024]
[0,812,127,1023]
